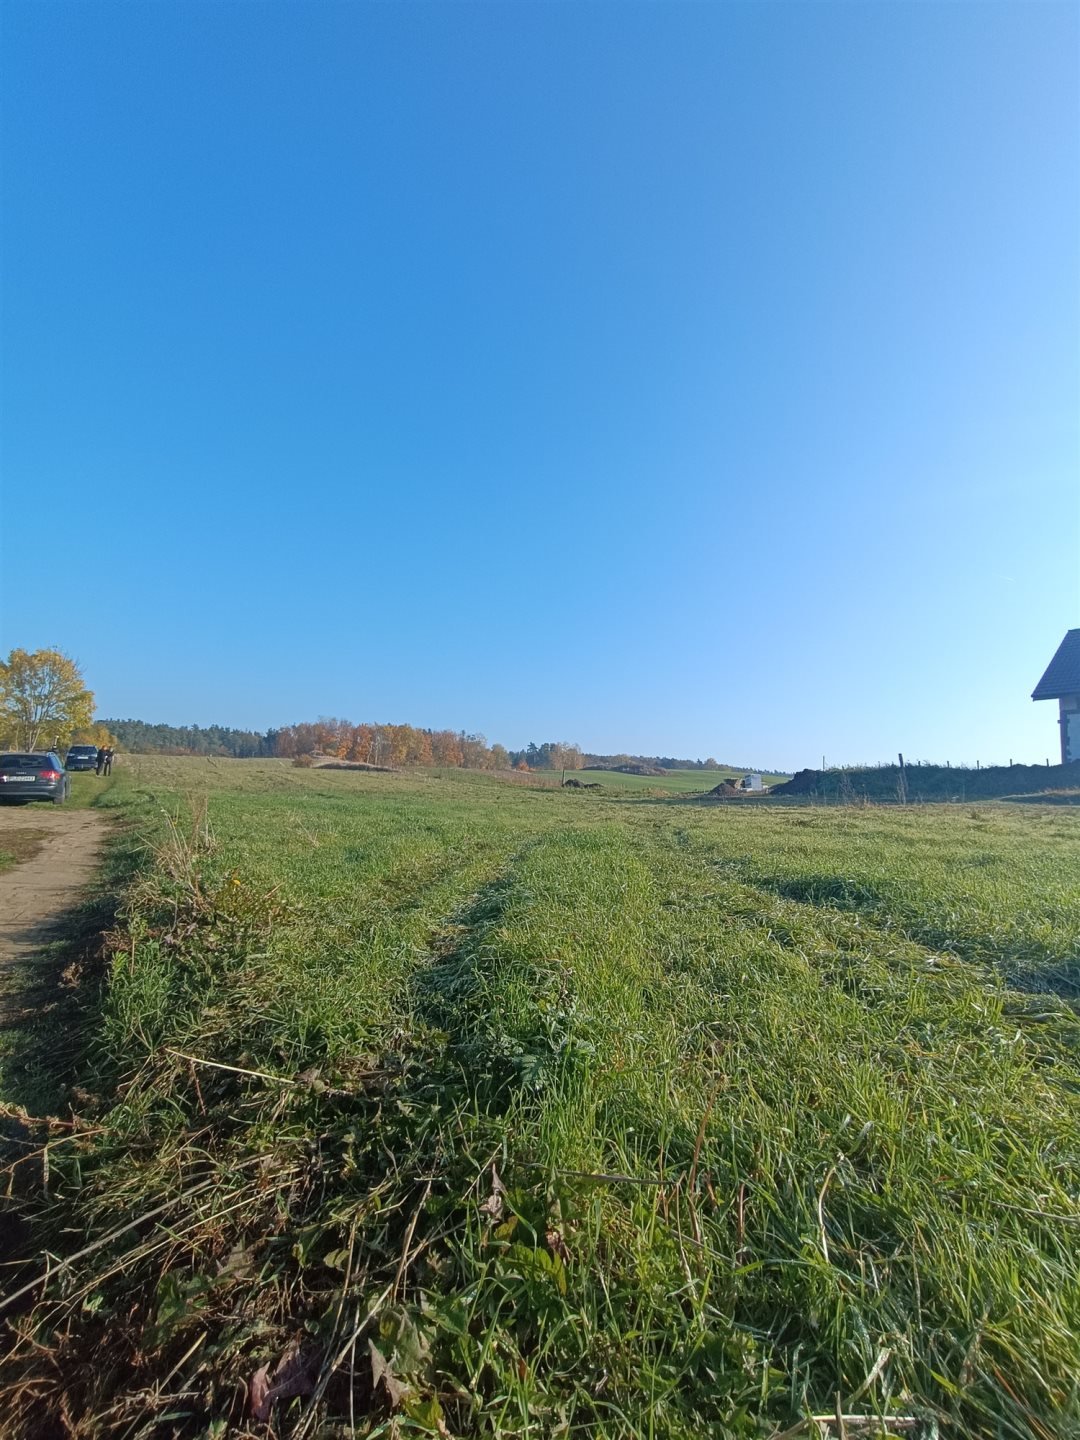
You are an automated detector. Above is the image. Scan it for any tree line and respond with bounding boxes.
[98,720,772,774]
[102,716,586,771]
[272,722,587,771]
[584,752,779,773]
[585,751,724,770]
[3,651,764,775]
[104,719,276,758]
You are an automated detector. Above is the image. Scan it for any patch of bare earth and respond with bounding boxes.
[0,809,107,1002]
[0,829,48,871]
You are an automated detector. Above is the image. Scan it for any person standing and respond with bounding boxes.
[95,747,105,776]
[102,747,113,775]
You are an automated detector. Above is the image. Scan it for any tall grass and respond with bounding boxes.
[1,759,1078,1438]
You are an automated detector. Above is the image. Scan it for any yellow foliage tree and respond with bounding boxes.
[549,742,584,772]
[431,730,464,767]
[72,721,119,750]
[0,648,95,751]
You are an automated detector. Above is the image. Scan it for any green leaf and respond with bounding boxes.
[402,1393,446,1430]
[150,1272,212,1347]
[504,1243,568,1296]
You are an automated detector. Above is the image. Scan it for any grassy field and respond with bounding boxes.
[1,757,1079,1438]
[577,767,789,793]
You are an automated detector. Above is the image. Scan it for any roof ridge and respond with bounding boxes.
[1032,629,1080,700]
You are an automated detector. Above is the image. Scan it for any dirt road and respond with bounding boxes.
[0,808,107,973]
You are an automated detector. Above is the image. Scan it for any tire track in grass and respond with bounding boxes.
[413,836,552,1101]
[735,864,1080,1000]
[403,827,789,1438]
[660,810,1080,1001]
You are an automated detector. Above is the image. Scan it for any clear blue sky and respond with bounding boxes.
[2,1,1077,770]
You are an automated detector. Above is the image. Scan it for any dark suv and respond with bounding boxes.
[65,744,99,772]
[0,752,70,804]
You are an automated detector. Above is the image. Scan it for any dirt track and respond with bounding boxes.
[0,808,106,974]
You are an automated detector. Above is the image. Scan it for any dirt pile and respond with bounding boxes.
[313,759,399,773]
[773,768,825,796]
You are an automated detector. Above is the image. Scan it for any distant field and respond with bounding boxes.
[2,756,1078,1438]
[578,765,790,792]
[410,763,789,793]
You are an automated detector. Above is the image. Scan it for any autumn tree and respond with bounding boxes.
[312,717,349,757]
[549,742,584,772]
[407,729,433,766]
[272,718,580,777]
[384,726,411,767]
[459,732,491,769]
[274,723,318,757]
[0,648,95,751]
[368,727,391,766]
[431,730,464,767]
[73,721,119,750]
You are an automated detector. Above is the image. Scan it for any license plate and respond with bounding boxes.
[3,775,36,782]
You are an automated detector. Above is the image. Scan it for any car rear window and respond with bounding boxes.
[0,754,50,768]
[68,746,97,754]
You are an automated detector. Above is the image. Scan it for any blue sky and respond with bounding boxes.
[2,1,1076,769]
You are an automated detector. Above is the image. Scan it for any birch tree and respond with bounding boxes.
[0,649,95,751]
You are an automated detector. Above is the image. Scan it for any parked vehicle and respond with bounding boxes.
[0,752,70,804]
[65,744,100,772]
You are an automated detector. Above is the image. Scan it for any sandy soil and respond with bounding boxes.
[0,808,107,975]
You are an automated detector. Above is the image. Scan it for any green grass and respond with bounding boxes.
[576,767,788,793]
[1,757,1078,1439]
[65,770,117,808]
[0,771,114,814]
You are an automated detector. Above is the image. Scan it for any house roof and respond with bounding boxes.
[1032,629,1080,700]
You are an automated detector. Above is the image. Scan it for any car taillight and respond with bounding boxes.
[40,770,61,781]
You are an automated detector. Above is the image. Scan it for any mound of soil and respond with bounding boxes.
[706,780,741,796]
[314,759,399,773]
[774,768,827,796]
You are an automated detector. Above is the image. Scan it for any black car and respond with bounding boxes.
[65,744,100,772]
[0,752,71,804]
